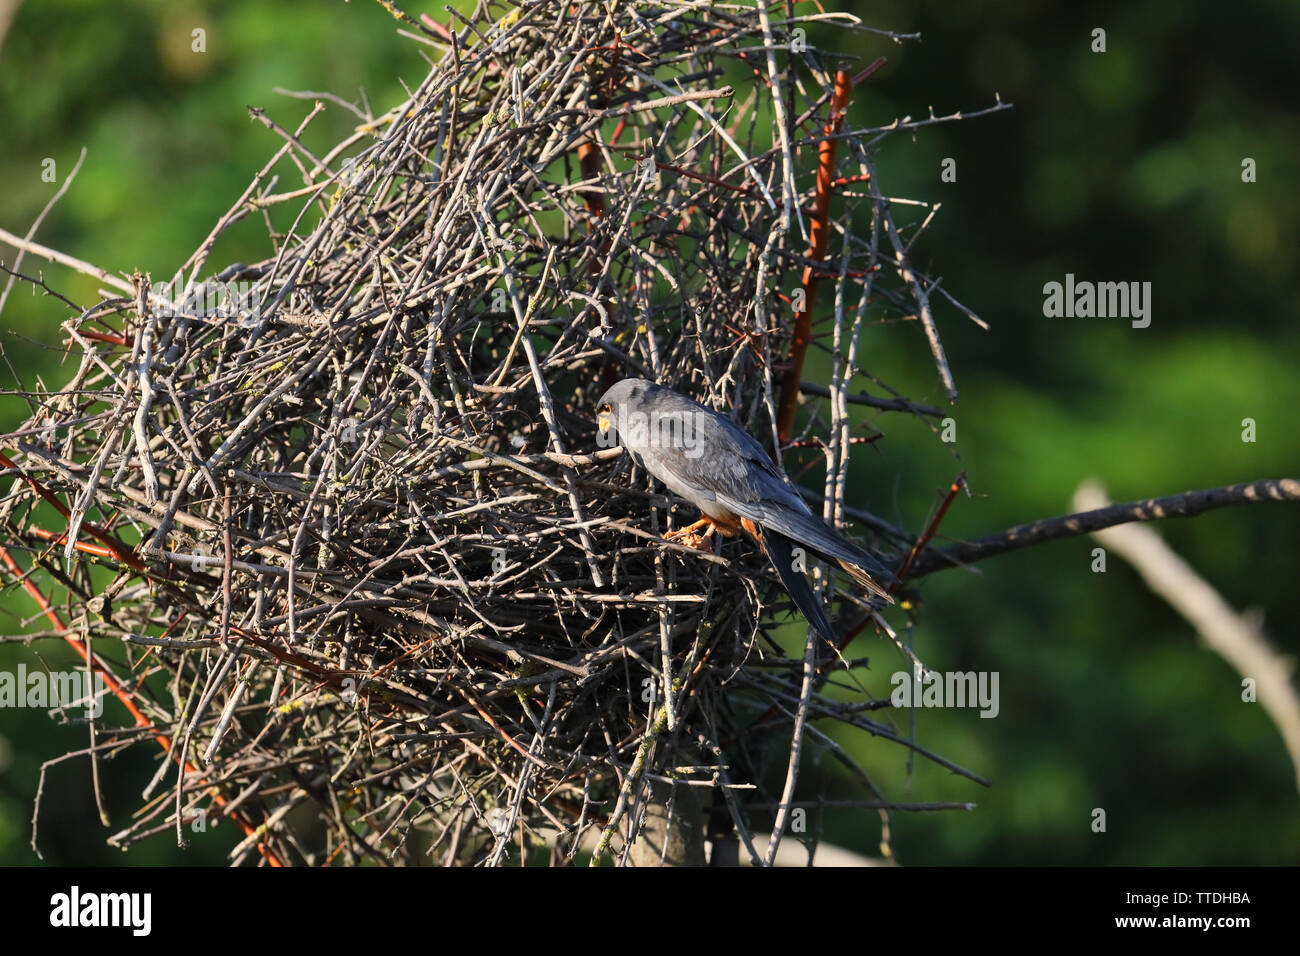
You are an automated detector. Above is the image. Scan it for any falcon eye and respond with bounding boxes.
[598,403,611,414]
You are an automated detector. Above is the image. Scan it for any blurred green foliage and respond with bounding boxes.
[0,0,1295,865]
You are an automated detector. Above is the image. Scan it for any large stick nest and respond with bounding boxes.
[3,0,996,864]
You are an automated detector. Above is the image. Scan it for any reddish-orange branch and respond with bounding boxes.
[0,450,147,572]
[577,139,605,219]
[830,473,966,658]
[75,330,127,346]
[887,474,966,592]
[30,525,115,559]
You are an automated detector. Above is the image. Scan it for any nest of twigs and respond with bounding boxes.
[2,0,1001,865]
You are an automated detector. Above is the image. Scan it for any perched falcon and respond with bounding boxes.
[596,378,893,643]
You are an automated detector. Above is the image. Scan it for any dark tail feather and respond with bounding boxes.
[754,509,894,598]
[761,529,837,644]
[751,506,895,603]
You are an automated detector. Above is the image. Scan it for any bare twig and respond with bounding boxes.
[908,478,1300,578]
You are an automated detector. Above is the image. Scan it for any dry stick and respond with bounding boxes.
[589,698,670,866]
[0,226,135,297]
[655,548,677,732]
[821,222,877,656]
[775,68,855,443]
[496,251,605,588]
[188,483,249,758]
[1075,480,1300,796]
[878,195,958,402]
[62,354,138,565]
[177,132,303,285]
[799,380,943,417]
[762,621,818,866]
[576,66,618,390]
[630,66,776,210]
[852,96,1012,147]
[129,276,160,504]
[747,799,974,811]
[0,147,88,316]
[654,159,753,194]
[907,478,1300,578]
[756,0,806,244]
[589,624,716,866]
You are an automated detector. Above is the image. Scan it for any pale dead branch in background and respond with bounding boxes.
[1074,480,1300,797]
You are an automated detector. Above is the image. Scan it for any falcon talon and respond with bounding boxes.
[664,517,724,551]
[597,378,895,643]
[667,531,710,551]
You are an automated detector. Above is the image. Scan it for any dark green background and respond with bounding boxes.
[0,0,1296,865]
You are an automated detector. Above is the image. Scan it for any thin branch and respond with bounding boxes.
[909,478,1300,578]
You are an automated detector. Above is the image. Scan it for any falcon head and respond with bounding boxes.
[596,377,656,439]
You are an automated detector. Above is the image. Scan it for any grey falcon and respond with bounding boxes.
[596,378,893,643]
